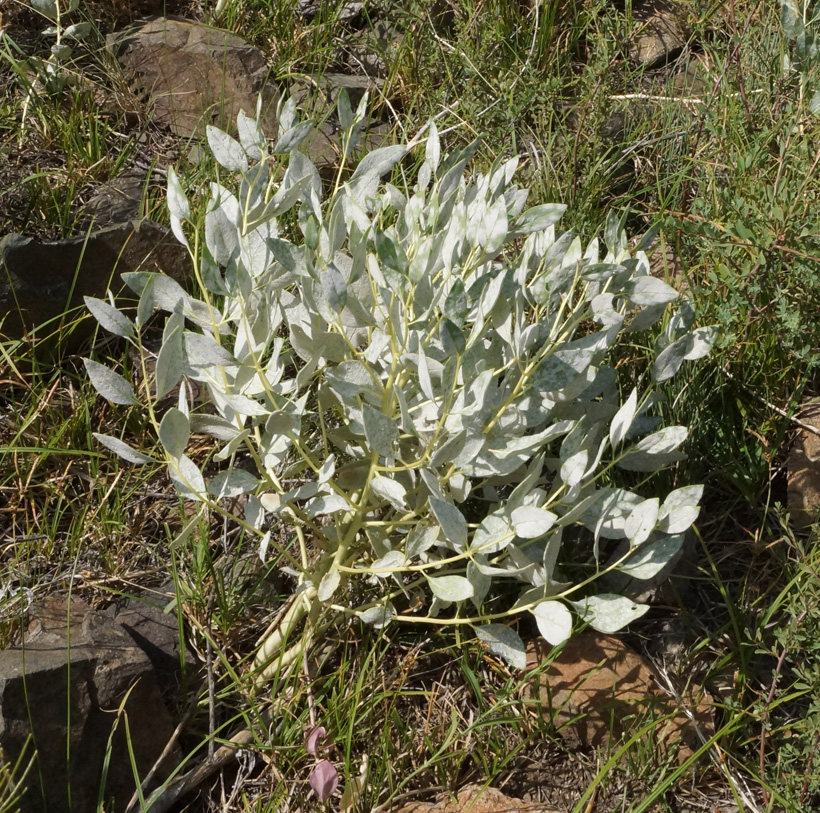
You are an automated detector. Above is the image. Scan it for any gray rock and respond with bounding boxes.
[107,17,279,141]
[337,19,404,79]
[297,119,393,177]
[0,219,190,343]
[288,73,385,117]
[0,596,181,813]
[114,583,198,699]
[77,170,147,229]
[629,0,687,69]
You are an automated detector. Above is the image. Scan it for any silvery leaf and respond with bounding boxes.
[64,22,93,39]
[370,475,407,510]
[84,359,137,406]
[273,121,314,154]
[207,126,248,172]
[658,504,700,534]
[184,332,237,369]
[428,575,473,602]
[482,196,508,255]
[352,145,407,180]
[84,297,134,339]
[93,433,155,464]
[609,387,638,447]
[429,497,468,550]
[406,525,438,558]
[467,561,491,609]
[618,426,688,472]
[169,454,207,500]
[444,279,468,326]
[531,601,572,645]
[30,0,60,20]
[532,332,603,392]
[363,404,399,457]
[206,202,240,265]
[322,264,347,312]
[425,121,441,170]
[471,511,514,555]
[159,407,189,461]
[560,450,588,488]
[624,498,659,547]
[658,485,702,533]
[617,534,684,580]
[318,570,341,601]
[189,415,241,441]
[318,454,336,484]
[258,530,271,562]
[370,550,406,576]
[572,593,648,633]
[511,506,557,540]
[306,495,350,517]
[325,360,373,398]
[622,276,679,306]
[208,469,259,498]
[513,203,566,235]
[237,110,267,160]
[154,323,185,400]
[473,624,527,670]
[359,604,396,628]
[652,327,718,382]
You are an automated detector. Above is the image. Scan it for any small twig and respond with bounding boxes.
[142,727,255,813]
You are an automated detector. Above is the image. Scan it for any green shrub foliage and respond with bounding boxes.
[85,95,715,677]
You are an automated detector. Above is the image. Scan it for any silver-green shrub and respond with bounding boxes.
[85,95,715,678]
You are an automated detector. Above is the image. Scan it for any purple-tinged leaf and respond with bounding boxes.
[310,760,339,802]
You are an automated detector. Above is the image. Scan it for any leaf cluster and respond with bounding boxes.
[85,93,715,672]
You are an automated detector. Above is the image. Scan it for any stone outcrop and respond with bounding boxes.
[0,219,190,343]
[107,17,279,141]
[0,596,185,813]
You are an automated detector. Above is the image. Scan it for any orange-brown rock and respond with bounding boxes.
[396,784,559,813]
[526,630,712,759]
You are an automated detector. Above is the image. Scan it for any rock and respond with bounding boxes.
[298,119,393,177]
[396,784,560,813]
[526,630,712,758]
[77,170,147,229]
[788,399,820,527]
[0,596,181,813]
[114,583,198,699]
[289,73,385,117]
[629,0,687,70]
[337,19,405,79]
[0,219,190,343]
[107,17,279,141]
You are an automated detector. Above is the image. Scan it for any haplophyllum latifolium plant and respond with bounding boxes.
[84,92,716,680]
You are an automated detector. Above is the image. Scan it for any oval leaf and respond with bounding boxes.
[572,594,649,633]
[207,126,249,172]
[83,359,137,406]
[93,433,155,465]
[428,575,473,602]
[473,624,527,670]
[84,297,135,339]
[531,601,573,646]
[511,506,557,540]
